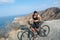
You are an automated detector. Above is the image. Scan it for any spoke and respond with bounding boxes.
[40,25,50,37]
[22,32,29,40]
[17,31,23,40]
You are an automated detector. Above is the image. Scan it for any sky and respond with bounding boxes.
[0,0,60,17]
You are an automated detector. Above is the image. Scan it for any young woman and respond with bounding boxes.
[29,11,42,34]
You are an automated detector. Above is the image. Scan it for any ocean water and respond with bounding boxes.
[0,16,16,29]
[0,14,26,29]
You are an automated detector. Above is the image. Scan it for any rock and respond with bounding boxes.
[8,19,60,40]
[0,7,60,40]
[39,19,60,40]
[8,30,20,40]
[0,23,20,40]
[12,7,60,25]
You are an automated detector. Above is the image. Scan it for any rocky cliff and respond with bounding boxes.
[0,7,60,40]
[0,19,60,40]
[12,7,60,27]
[13,7,60,22]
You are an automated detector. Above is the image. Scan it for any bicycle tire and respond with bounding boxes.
[20,31,30,40]
[17,31,24,40]
[39,25,50,37]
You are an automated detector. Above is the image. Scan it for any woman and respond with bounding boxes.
[29,11,42,35]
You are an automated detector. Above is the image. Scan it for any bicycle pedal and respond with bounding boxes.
[44,30,46,32]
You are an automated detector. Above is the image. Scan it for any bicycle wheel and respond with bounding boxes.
[40,25,50,37]
[17,31,24,40]
[32,33,39,40]
[21,31,30,40]
[29,30,40,40]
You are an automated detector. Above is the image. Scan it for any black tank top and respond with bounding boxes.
[32,16,38,20]
[32,15,39,24]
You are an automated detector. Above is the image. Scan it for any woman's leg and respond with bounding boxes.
[35,28,40,35]
[35,23,40,35]
[31,27,35,32]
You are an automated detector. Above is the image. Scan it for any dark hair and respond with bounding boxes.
[34,11,38,14]
[32,11,38,18]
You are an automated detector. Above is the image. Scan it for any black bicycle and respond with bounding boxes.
[17,22,50,40]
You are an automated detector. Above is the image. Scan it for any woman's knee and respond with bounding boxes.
[31,28,35,32]
[36,28,39,31]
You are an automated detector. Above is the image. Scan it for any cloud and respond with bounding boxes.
[0,0,15,3]
[51,0,60,7]
[53,1,60,5]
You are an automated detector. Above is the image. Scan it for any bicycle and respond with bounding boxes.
[17,21,50,40]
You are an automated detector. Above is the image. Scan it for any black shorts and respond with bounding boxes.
[32,22,40,28]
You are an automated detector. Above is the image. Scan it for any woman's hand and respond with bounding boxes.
[33,20,39,22]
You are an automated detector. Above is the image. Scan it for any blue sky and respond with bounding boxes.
[0,0,60,17]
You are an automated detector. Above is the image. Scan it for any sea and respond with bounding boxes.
[0,15,25,29]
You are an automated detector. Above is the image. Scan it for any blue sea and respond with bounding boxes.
[0,15,24,29]
[0,16,15,29]
[0,14,27,29]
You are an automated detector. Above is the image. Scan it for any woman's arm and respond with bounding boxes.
[29,18,33,24]
[38,15,42,21]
